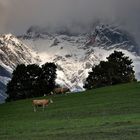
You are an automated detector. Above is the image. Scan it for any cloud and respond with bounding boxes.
[0,0,11,33]
[0,0,140,42]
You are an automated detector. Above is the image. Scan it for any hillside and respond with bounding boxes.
[0,82,140,140]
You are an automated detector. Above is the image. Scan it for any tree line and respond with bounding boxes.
[6,51,136,101]
[6,63,57,101]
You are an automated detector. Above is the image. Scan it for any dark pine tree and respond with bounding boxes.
[6,64,41,101]
[24,64,41,97]
[6,64,27,101]
[84,51,136,90]
[107,51,136,84]
[6,62,57,101]
[38,62,57,95]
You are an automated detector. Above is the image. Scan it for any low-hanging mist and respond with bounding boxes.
[0,1,139,32]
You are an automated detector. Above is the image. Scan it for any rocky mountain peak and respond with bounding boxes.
[0,33,41,102]
[0,33,40,69]
[86,24,139,55]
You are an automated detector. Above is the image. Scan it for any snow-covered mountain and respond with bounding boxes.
[20,24,140,92]
[0,23,140,103]
[0,34,40,103]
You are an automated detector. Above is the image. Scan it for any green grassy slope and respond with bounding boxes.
[0,82,140,140]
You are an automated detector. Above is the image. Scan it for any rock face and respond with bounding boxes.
[90,24,139,54]
[0,34,40,103]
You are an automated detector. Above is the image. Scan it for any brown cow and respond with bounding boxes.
[53,87,70,94]
[32,99,53,112]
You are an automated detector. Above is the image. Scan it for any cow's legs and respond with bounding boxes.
[43,104,45,111]
[33,105,36,112]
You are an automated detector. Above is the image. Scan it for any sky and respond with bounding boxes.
[0,0,140,42]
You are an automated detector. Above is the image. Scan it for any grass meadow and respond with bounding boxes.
[0,82,140,140]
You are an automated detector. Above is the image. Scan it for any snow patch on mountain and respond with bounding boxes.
[0,33,41,103]
[22,28,140,91]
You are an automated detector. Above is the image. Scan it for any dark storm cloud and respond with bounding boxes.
[0,0,140,41]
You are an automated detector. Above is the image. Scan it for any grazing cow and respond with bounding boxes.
[53,87,70,94]
[32,99,53,112]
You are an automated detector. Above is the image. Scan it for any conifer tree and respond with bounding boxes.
[38,62,57,95]
[84,51,136,89]
[6,63,57,101]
